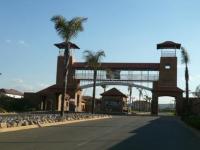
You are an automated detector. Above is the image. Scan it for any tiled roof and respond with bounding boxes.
[37,84,63,95]
[154,86,184,92]
[54,42,80,49]
[157,41,181,49]
[101,88,127,98]
[0,88,24,96]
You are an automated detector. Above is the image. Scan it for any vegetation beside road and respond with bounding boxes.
[182,115,200,130]
[0,96,39,112]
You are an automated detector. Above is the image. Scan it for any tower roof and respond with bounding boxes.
[54,41,80,49]
[157,41,181,49]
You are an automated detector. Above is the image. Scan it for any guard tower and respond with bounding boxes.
[151,41,184,115]
[55,42,82,112]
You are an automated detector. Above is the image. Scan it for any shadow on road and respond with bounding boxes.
[108,116,200,150]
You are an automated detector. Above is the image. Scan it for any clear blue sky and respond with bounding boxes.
[0,0,199,103]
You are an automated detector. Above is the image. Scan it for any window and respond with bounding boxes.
[165,65,171,70]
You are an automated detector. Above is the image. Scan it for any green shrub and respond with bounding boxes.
[0,107,7,113]
[0,96,40,112]
[182,115,200,130]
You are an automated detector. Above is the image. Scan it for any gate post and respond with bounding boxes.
[175,94,183,116]
[151,92,158,115]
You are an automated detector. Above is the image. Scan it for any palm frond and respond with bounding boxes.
[96,50,105,60]
[83,50,105,69]
[68,17,87,39]
[51,15,87,41]
[181,46,190,64]
[195,85,200,98]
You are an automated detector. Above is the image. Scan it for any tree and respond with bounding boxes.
[128,86,133,112]
[84,50,105,114]
[194,85,200,98]
[137,88,143,112]
[101,84,107,92]
[144,95,151,112]
[51,15,87,117]
[181,46,190,114]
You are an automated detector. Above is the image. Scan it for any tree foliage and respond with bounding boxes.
[84,50,105,70]
[194,85,200,98]
[0,96,40,112]
[51,15,87,42]
[83,50,105,113]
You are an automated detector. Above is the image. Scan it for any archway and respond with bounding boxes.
[151,89,183,115]
[158,96,176,115]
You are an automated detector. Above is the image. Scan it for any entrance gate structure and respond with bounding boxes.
[55,41,183,115]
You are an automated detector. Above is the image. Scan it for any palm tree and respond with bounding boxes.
[51,15,87,117]
[137,88,143,112]
[128,86,133,112]
[101,84,107,92]
[84,50,105,114]
[181,46,190,114]
[144,95,151,112]
[194,85,200,98]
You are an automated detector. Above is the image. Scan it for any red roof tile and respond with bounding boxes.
[154,86,184,92]
[101,88,127,98]
[157,41,181,49]
[37,84,63,95]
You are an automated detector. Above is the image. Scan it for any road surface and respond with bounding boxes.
[0,116,199,150]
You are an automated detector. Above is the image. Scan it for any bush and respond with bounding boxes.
[0,96,40,112]
[182,115,200,130]
[0,107,7,113]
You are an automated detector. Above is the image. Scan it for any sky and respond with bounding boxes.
[0,0,200,104]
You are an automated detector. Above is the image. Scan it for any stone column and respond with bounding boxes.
[175,94,183,116]
[151,92,158,115]
[42,98,46,111]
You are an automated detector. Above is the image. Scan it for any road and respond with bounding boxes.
[0,116,200,150]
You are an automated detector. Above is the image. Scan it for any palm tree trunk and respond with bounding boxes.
[129,87,132,112]
[185,64,189,114]
[60,46,70,117]
[92,70,97,114]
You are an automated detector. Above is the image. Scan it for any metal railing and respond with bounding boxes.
[161,51,176,57]
[75,73,159,81]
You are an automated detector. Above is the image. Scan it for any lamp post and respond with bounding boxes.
[54,42,80,117]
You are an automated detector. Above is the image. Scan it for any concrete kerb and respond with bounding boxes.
[0,116,112,133]
[176,116,200,138]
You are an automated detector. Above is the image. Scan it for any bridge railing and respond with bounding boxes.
[75,73,159,81]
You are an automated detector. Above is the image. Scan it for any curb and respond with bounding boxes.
[176,117,200,138]
[0,116,112,133]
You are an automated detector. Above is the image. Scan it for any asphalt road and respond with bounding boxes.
[0,116,199,150]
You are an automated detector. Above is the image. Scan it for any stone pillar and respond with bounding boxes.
[151,92,158,115]
[54,93,59,111]
[42,99,46,111]
[175,94,183,116]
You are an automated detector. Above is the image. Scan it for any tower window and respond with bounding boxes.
[165,65,171,69]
